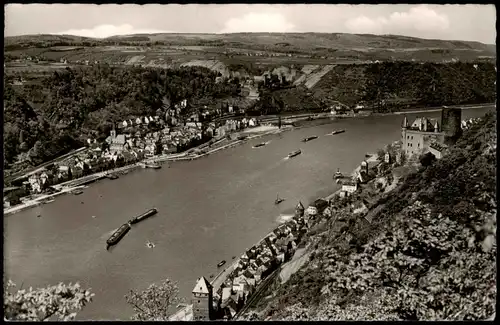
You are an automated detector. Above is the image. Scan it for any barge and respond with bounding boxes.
[288,149,302,158]
[253,142,268,148]
[129,208,158,225]
[302,136,318,142]
[144,163,161,169]
[331,129,345,135]
[106,223,131,250]
[217,260,227,268]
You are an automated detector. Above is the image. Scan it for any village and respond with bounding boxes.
[3,98,263,208]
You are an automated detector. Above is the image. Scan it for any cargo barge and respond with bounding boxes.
[253,142,268,148]
[128,208,158,225]
[331,129,345,135]
[106,223,131,250]
[302,136,318,142]
[288,149,302,158]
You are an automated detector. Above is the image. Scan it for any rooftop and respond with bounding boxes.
[192,276,212,294]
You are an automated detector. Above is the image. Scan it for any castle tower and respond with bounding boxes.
[441,107,462,145]
[192,276,213,321]
[401,116,409,145]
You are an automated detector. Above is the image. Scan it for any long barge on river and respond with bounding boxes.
[128,208,158,225]
[302,136,318,142]
[106,223,131,250]
[288,149,302,158]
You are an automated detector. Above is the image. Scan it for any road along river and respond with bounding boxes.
[3,105,493,320]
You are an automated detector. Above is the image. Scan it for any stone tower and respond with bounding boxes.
[441,107,462,145]
[192,276,213,321]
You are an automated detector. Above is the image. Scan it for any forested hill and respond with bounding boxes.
[4,61,496,170]
[246,110,497,321]
[3,65,240,167]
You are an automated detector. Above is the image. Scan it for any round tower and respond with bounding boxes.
[441,107,462,145]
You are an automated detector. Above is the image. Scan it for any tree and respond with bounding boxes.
[125,278,180,321]
[419,152,436,167]
[3,280,94,321]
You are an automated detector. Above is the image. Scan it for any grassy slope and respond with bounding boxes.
[245,111,496,321]
[4,33,496,67]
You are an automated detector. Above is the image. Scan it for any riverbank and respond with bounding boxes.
[6,102,492,217]
[3,125,292,216]
[169,152,380,321]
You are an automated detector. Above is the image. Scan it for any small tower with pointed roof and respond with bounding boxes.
[295,201,305,218]
[192,276,213,321]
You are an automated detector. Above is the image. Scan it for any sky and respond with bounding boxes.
[4,4,496,44]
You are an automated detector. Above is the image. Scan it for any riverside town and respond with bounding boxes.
[3,3,497,322]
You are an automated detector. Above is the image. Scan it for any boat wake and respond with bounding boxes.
[276,214,294,224]
[101,228,119,239]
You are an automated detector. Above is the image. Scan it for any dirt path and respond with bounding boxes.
[279,246,311,284]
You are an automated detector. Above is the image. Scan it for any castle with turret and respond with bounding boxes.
[401,107,462,158]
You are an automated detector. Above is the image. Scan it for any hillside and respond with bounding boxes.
[243,111,497,321]
[4,33,496,69]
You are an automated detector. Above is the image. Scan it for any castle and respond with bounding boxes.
[401,107,462,158]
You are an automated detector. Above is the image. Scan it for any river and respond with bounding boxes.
[3,105,493,320]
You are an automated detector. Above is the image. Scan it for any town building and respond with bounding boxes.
[401,107,462,157]
[342,180,358,194]
[192,277,214,321]
[106,129,127,154]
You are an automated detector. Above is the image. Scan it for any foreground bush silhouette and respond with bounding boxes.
[3,280,94,321]
[125,278,180,321]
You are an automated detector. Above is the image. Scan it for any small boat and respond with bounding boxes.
[106,174,119,180]
[288,149,302,158]
[37,214,41,218]
[331,129,345,135]
[302,136,318,142]
[232,256,236,259]
[145,163,161,169]
[253,142,267,148]
[106,223,131,250]
[43,199,55,204]
[72,190,84,195]
[129,208,158,225]
[209,274,214,278]
[217,260,227,268]
[333,168,344,179]
[237,135,248,141]
[275,194,285,205]
[146,241,156,249]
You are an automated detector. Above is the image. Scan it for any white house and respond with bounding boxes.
[341,181,358,194]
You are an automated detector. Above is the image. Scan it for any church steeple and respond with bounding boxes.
[295,201,305,217]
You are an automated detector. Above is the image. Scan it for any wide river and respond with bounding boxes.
[4,106,493,320]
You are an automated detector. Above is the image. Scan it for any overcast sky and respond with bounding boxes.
[5,4,496,44]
